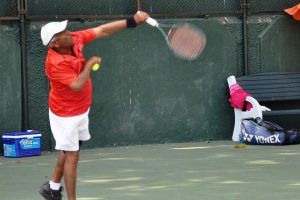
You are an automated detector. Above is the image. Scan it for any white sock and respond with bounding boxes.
[49,180,61,190]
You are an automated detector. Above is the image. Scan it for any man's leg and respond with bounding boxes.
[64,151,80,200]
[39,151,65,200]
[52,151,65,182]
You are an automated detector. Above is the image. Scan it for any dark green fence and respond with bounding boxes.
[1,0,299,20]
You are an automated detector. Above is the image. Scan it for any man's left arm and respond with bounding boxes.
[69,56,101,92]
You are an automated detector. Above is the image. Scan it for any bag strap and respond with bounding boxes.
[254,117,284,132]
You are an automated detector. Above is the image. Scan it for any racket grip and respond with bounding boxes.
[146,17,158,27]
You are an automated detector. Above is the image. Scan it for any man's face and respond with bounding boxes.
[52,30,73,48]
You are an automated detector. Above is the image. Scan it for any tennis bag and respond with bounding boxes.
[240,117,300,145]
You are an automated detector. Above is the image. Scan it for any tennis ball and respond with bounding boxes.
[91,63,100,71]
[234,143,246,148]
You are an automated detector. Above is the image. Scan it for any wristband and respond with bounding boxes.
[126,17,137,28]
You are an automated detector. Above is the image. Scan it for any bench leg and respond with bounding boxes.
[232,123,241,142]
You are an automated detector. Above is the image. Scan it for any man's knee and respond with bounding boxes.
[62,141,83,154]
[64,150,80,163]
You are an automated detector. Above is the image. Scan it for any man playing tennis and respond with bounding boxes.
[39,11,149,200]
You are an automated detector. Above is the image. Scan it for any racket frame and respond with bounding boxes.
[146,17,206,60]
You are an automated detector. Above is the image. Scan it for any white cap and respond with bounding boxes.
[41,20,68,46]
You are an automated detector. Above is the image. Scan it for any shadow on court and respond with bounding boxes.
[1,141,300,200]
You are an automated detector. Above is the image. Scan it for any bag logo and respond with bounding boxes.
[242,129,282,144]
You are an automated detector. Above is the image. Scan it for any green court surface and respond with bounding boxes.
[1,141,300,200]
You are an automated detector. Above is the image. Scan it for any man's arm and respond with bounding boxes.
[69,56,101,92]
[69,11,149,92]
[92,11,149,39]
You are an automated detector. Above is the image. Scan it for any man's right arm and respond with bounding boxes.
[91,11,149,39]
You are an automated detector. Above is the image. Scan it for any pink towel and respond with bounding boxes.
[229,83,252,110]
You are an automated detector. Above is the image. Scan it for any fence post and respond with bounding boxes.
[19,0,28,131]
[241,0,249,75]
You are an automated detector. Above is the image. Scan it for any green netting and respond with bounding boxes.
[141,0,240,15]
[249,0,300,12]
[1,1,299,19]
[26,0,241,18]
[26,0,137,17]
[0,0,18,18]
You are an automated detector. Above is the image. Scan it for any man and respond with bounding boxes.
[39,11,149,200]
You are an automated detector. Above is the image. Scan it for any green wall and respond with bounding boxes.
[0,23,21,152]
[85,18,239,147]
[24,18,241,150]
[0,24,21,132]
[247,15,300,73]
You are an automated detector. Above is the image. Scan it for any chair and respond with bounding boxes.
[227,76,271,141]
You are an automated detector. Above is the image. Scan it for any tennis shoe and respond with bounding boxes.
[39,181,63,200]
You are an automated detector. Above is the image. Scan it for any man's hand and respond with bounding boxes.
[86,56,102,70]
[134,11,149,25]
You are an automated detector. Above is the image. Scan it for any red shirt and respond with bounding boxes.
[45,29,96,117]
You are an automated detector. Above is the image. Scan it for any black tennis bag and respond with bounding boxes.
[241,118,300,145]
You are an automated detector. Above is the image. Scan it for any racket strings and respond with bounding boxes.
[168,25,206,60]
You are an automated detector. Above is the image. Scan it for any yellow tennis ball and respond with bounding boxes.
[91,63,100,71]
[234,143,246,148]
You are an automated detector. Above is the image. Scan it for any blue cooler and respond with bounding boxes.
[2,131,42,157]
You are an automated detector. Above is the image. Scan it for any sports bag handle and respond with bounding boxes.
[254,117,284,132]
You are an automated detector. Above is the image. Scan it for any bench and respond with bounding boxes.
[227,72,300,141]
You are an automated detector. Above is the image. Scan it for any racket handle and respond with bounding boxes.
[146,17,158,27]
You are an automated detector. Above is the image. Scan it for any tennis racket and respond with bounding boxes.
[146,17,206,61]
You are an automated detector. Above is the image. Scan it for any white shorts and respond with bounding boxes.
[49,108,91,151]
